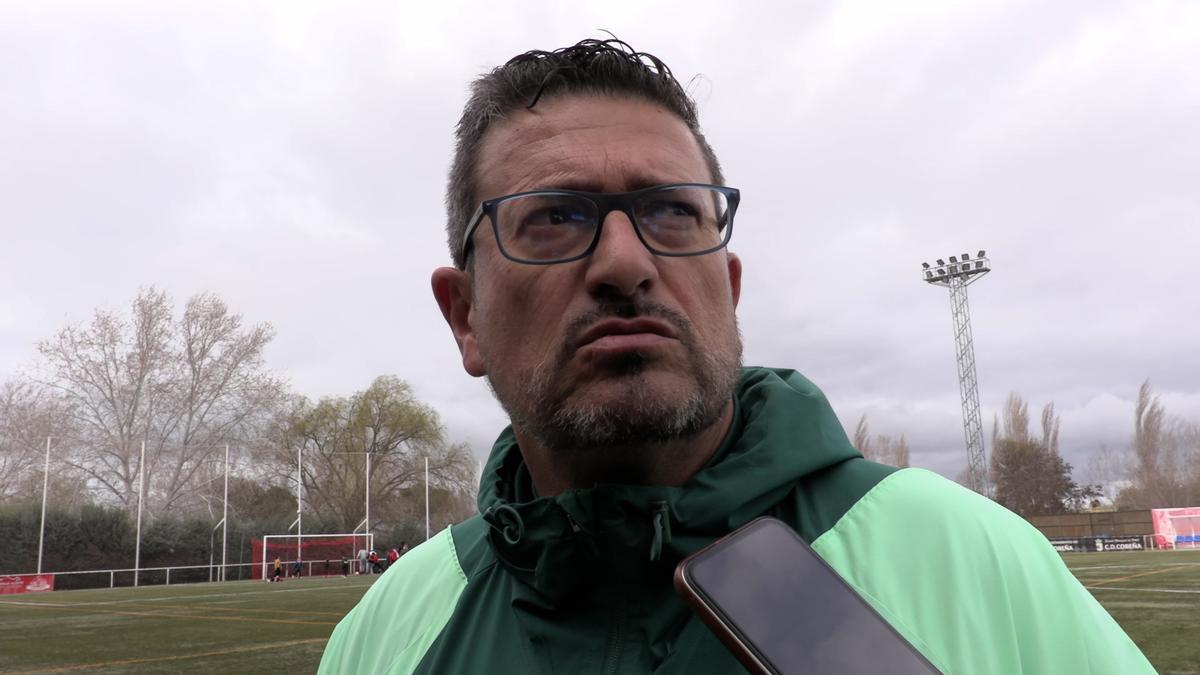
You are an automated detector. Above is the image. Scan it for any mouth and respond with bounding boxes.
[574,318,678,353]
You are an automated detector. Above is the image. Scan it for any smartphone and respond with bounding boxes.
[674,517,940,675]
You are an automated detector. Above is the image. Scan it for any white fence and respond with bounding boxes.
[10,558,369,592]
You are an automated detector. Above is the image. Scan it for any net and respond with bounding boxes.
[253,534,373,579]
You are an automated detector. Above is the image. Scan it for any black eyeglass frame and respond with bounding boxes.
[460,182,741,265]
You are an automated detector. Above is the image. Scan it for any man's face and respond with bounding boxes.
[436,95,742,451]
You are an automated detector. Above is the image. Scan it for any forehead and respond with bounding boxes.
[475,94,712,199]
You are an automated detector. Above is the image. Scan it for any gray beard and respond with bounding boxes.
[489,300,742,452]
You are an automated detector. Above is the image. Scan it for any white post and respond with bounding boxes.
[221,444,229,582]
[134,440,146,587]
[37,436,51,575]
[365,450,371,539]
[296,446,303,562]
[425,455,430,541]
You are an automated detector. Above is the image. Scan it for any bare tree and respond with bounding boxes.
[1040,401,1060,455]
[34,288,284,518]
[1084,443,1130,505]
[991,393,1096,516]
[1121,379,1197,508]
[852,415,871,458]
[1000,393,1031,444]
[850,414,910,468]
[0,381,69,501]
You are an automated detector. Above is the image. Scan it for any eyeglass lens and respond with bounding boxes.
[493,186,730,262]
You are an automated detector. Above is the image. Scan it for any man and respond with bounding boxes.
[320,38,1152,674]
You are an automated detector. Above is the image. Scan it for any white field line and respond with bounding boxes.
[1071,562,1200,572]
[0,582,364,608]
[1086,586,1200,594]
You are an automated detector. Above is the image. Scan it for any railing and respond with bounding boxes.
[7,559,369,592]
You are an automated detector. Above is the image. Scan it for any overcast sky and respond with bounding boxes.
[2,0,1198,481]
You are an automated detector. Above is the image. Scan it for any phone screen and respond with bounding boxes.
[678,517,939,675]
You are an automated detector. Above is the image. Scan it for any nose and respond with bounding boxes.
[583,210,659,299]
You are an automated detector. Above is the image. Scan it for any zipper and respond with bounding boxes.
[600,599,627,675]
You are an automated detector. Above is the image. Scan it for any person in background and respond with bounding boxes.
[271,556,282,583]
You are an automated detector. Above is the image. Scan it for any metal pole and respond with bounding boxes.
[209,526,216,582]
[365,450,371,539]
[297,446,303,563]
[134,440,146,587]
[425,456,430,540]
[37,436,51,574]
[221,444,229,582]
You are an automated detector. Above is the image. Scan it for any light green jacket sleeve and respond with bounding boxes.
[813,469,1156,675]
[318,528,468,675]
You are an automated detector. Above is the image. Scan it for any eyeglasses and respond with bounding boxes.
[461,183,740,265]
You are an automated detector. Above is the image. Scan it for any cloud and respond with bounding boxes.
[1,1,1197,481]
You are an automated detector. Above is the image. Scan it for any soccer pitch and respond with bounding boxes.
[0,551,1196,674]
[1064,550,1200,674]
[0,575,374,674]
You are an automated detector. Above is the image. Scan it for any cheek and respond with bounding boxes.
[473,270,574,364]
[676,265,737,337]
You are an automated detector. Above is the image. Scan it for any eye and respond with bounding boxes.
[646,201,698,220]
[524,206,591,227]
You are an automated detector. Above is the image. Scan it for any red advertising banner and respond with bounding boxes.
[0,574,55,595]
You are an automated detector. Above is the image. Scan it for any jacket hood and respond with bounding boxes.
[475,367,860,603]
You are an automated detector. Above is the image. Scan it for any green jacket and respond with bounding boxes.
[320,368,1153,674]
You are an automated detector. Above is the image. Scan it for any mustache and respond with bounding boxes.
[560,299,694,355]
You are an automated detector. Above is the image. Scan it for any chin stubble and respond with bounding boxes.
[488,300,743,452]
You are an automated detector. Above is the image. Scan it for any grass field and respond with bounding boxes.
[1064,550,1200,674]
[0,551,1197,673]
[0,575,374,674]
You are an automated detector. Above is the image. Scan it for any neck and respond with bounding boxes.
[517,402,735,496]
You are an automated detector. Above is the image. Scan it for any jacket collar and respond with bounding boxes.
[477,367,860,604]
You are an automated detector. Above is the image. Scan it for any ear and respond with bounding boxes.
[431,267,487,377]
[726,251,742,308]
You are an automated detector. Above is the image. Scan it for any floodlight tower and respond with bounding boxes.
[921,251,991,495]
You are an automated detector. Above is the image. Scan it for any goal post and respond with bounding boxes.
[256,533,374,580]
[1150,507,1200,550]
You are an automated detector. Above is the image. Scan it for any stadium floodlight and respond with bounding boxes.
[922,262,930,269]
[978,250,985,258]
[961,252,970,260]
[920,249,992,495]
